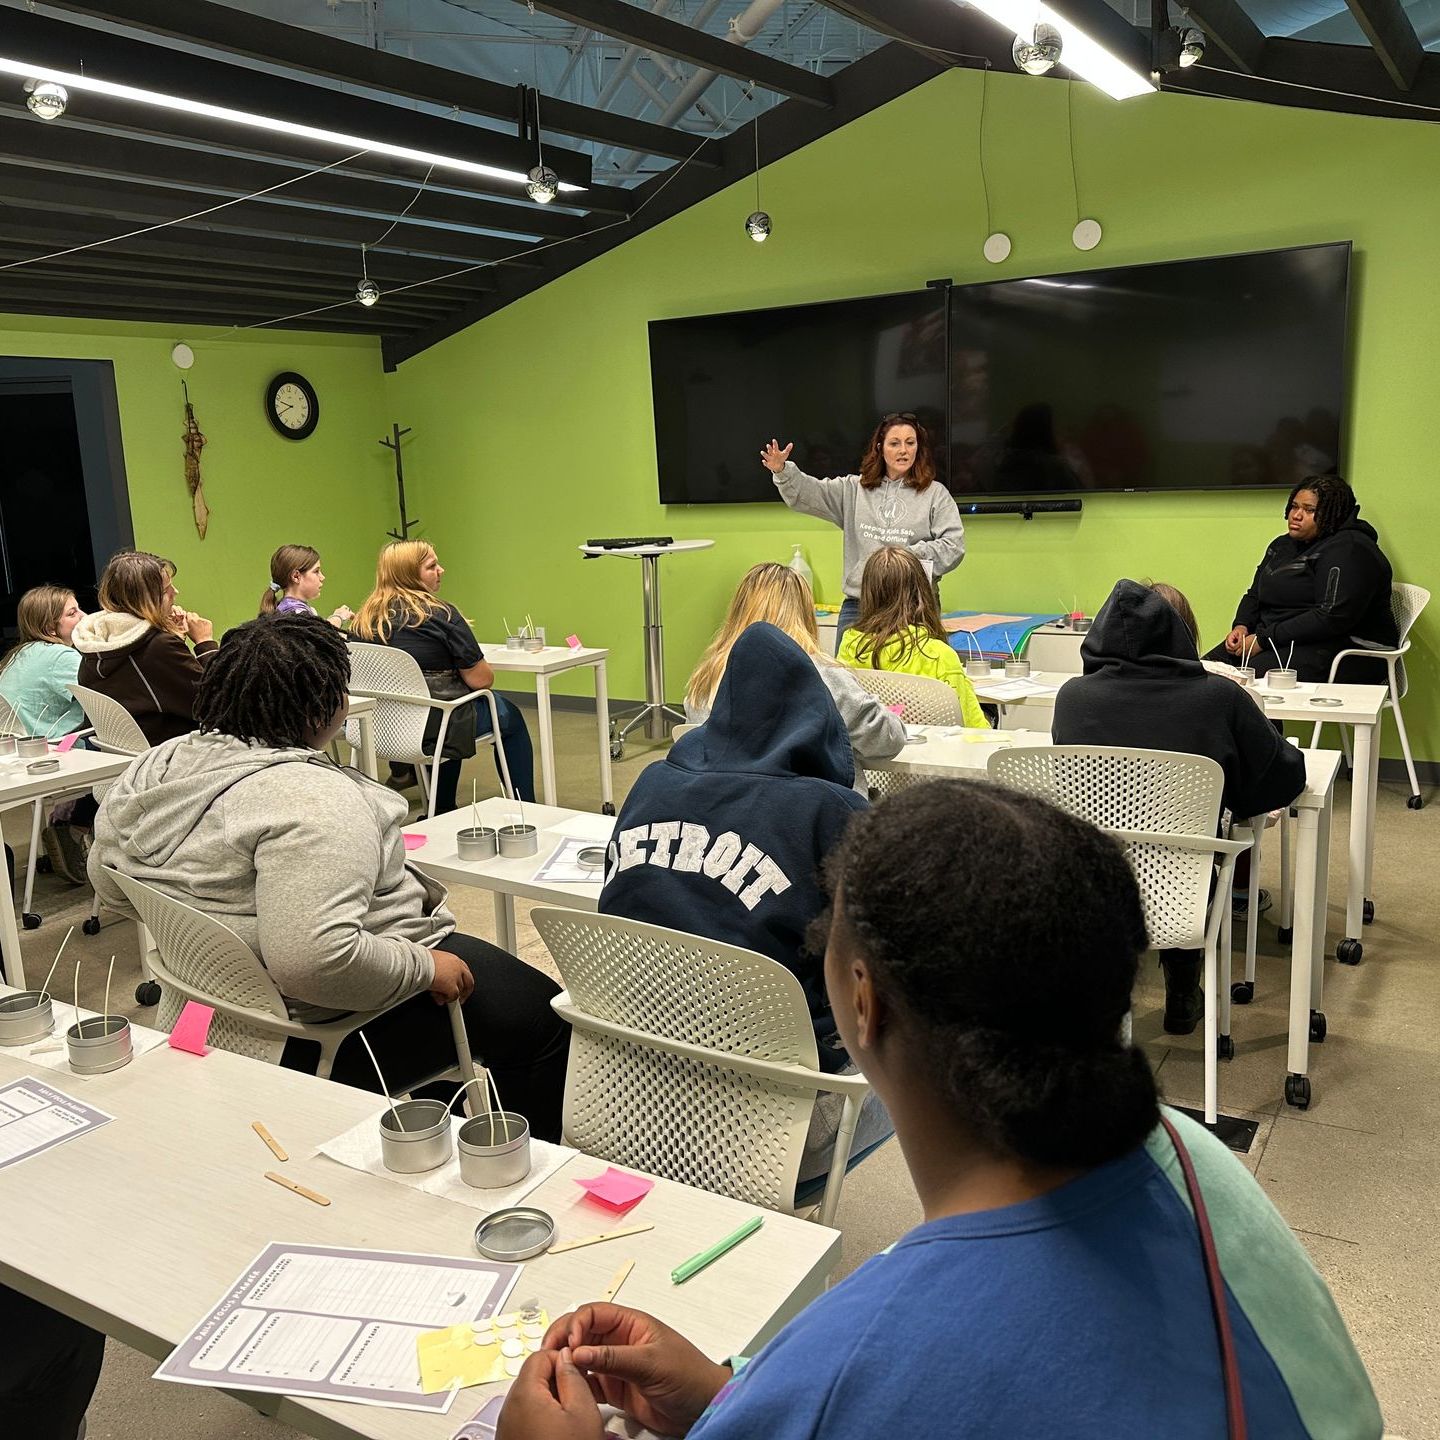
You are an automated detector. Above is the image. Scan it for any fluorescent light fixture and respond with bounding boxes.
[957,0,1155,100]
[0,54,585,193]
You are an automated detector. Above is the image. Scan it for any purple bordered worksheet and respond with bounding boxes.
[0,1077,113,1171]
[154,1242,522,1414]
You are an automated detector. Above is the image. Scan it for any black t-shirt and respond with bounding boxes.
[386,605,483,672]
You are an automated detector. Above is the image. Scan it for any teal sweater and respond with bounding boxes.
[0,642,84,737]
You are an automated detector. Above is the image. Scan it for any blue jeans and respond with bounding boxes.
[436,695,536,810]
[836,596,861,655]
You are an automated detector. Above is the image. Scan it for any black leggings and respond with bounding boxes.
[280,933,570,1142]
[0,1284,104,1440]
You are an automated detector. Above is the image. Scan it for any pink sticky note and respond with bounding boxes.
[887,702,906,717]
[576,1167,654,1212]
[566,634,583,650]
[55,733,81,753]
[402,833,428,851]
[168,1001,214,1056]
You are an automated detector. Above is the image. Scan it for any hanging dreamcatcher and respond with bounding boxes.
[181,379,209,540]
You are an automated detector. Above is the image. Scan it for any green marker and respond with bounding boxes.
[670,1215,764,1285]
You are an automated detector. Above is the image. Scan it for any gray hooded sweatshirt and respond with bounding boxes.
[774,461,966,598]
[88,731,453,1019]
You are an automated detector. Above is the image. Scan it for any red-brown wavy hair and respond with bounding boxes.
[858,412,937,491]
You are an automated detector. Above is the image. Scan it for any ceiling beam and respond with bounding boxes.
[1173,0,1268,72]
[505,0,835,105]
[0,114,591,243]
[0,280,417,325]
[0,293,410,335]
[37,0,719,164]
[1341,0,1424,89]
[0,7,591,191]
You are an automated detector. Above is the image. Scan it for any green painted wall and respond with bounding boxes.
[0,314,393,629]
[388,70,1437,762]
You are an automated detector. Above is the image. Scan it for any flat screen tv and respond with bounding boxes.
[647,242,1350,503]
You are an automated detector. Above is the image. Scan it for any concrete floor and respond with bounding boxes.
[6,698,1436,1439]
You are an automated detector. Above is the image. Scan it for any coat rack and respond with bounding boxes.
[379,423,418,540]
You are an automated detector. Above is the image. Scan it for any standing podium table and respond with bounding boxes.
[580,539,713,753]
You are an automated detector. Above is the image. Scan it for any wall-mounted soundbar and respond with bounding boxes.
[957,499,1083,521]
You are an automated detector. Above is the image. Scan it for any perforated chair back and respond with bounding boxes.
[345,642,438,765]
[106,870,290,1065]
[532,907,862,1220]
[846,667,962,724]
[988,745,1224,950]
[67,684,150,755]
[1391,583,1430,700]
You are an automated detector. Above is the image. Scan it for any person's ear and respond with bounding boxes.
[849,956,885,1053]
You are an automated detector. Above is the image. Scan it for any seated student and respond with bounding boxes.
[71,551,216,746]
[351,540,536,810]
[686,563,904,778]
[0,1284,103,1440]
[498,781,1383,1440]
[0,585,96,881]
[837,546,987,727]
[88,616,567,1137]
[1053,579,1306,1033]
[1208,474,1397,682]
[601,622,892,1186]
[259,544,354,627]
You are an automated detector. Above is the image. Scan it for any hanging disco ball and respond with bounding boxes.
[745,210,772,243]
[1179,27,1206,66]
[526,165,559,204]
[25,80,68,120]
[1013,24,1063,76]
[356,278,380,307]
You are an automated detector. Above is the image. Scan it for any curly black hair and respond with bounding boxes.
[195,614,351,750]
[1287,473,1356,540]
[825,779,1159,1169]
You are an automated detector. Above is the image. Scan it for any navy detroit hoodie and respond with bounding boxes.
[599,623,868,1068]
[1053,581,1306,820]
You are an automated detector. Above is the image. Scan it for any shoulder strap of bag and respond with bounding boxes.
[1160,1113,1247,1440]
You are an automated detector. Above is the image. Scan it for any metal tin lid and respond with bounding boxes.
[474,1206,555,1262]
[576,847,606,870]
[1309,696,1345,707]
[27,757,61,773]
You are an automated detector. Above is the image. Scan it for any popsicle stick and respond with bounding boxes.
[547,1222,654,1255]
[252,1122,288,1162]
[601,1259,635,1304]
[265,1171,329,1206]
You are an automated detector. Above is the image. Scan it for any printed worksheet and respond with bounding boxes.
[534,837,606,883]
[155,1242,521,1413]
[0,1076,113,1171]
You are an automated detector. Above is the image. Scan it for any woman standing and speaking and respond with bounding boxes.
[762,413,966,649]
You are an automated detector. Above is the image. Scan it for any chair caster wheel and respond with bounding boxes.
[1309,1010,1327,1043]
[36,856,52,874]
[1285,1074,1311,1109]
[1230,981,1254,1005]
[134,981,161,1007]
[1362,899,1374,924]
[601,802,616,817]
[1216,1034,1234,1061]
[21,913,41,931]
[610,741,624,761]
[82,917,101,936]
[1276,926,1293,944]
[1337,938,1362,965]
[1407,794,1424,810]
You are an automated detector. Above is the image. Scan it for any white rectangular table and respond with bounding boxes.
[344,694,378,780]
[408,797,614,953]
[0,749,133,990]
[869,729,1342,1109]
[0,1043,839,1440]
[476,644,613,811]
[967,670,1387,961]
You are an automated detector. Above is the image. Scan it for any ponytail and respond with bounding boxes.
[260,544,321,618]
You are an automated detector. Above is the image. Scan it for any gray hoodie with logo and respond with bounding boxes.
[88,731,453,1019]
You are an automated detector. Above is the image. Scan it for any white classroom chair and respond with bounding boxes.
[987,746,1250,1127]
[345,642,513,820]
[1309,581,1430,811]
[846,668,961,798]
[531,906,870,1229]
[106,868,477,1095]
[669,722,697,743]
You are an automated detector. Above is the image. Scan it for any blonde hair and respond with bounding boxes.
[0,585,78,680]
[98,551,176,634]
[848,546,947,669]
[260,544,321,616]
[686,562,822,712]
[351,540,444,643]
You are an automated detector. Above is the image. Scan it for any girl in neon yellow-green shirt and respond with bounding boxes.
[837,547,988,728]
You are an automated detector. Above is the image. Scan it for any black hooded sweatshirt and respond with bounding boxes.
[1227,506,1396,682]
[1054,581,1306,820]
[599,622,867,1069]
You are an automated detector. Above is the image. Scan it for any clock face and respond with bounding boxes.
[265,372,319,440]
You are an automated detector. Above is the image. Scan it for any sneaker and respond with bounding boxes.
[1232,888,1272,918]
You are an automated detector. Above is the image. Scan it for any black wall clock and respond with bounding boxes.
[265,372,319,440]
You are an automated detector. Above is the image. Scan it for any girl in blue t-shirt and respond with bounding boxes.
[259,544,353,627]
[496,780,1381,1440]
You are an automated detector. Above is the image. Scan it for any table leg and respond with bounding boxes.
[1286,807,1319,1086]
[1347,721,1376,939]
[493,892,517,954]
[594,659,614,810]
[1311,798,1331,1014]
[1278,813,1294,933]
[535,673,557,807]
[0,836,27,988]
[355,710,378,781]
[1362,718,1379,902]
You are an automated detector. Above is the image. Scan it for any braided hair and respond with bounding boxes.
[195,615,350,750]
[823,779,1159,1168]
[1287,473,1356,540]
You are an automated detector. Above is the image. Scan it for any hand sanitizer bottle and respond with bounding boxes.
[789,544,813,594]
